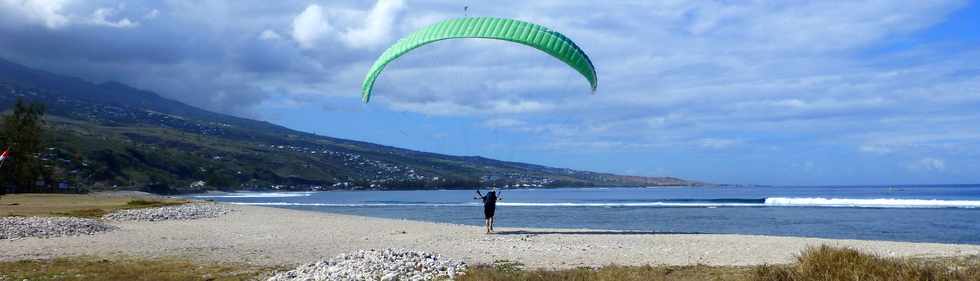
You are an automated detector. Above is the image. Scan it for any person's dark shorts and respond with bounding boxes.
[484,205,496,219]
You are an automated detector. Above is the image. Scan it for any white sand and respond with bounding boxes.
[2,205,978,268]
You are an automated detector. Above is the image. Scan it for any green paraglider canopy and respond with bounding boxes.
[360,17,597,103]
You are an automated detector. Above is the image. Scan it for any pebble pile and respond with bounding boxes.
[0,217,117,239]
[268,249,467,281]
[102,203,230,222]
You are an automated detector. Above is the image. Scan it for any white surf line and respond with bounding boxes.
[192,192,315,198]
[765,197,980,208]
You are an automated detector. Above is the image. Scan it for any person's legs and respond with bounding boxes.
[484,206,493,233]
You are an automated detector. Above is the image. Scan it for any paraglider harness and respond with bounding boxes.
[475,189,500,219]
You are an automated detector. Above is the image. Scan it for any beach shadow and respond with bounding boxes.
[493,230,704,235]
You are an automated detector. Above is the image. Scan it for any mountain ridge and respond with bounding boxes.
[0,58,700,193]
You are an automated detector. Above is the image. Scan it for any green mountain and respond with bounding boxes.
[0,58,698,193]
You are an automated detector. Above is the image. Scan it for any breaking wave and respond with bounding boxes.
[763,197,980,208]
[191,192,314,198]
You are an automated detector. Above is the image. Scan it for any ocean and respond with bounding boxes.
[187,185,980,245]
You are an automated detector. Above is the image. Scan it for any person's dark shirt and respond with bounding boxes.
[483,191,498,206]
[477,190,498,207]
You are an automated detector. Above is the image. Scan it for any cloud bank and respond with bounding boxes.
[0,0,977,184]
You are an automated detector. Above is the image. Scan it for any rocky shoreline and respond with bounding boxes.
[1,203,230,240]
[102,203,230,222]
[0,217,117,240]
[268,249,467,281]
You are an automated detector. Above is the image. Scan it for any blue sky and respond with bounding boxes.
[1,1,978,185]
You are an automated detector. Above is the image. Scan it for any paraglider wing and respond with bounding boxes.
[360,17,598,103]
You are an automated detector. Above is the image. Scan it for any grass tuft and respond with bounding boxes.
[461,263,754,281]
[52,208,109,218]
[0,256,280,281]
[125,199,186,208]
[756,245,980,281]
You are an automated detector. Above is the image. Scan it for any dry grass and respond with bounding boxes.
[460,260,754,281]
[461,247,980,281]
[755,245,980,281]
[0,247,975,281]
[51,208,112,218]
[0,256,279,281]
[0,193,189,218]
[125,198,186,208]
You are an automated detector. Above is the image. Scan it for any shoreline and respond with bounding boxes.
[3,203,979,269]
[222,203,980,246]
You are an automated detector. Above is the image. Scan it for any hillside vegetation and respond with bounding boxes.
[0,58,696,193]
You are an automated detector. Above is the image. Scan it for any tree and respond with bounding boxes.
[0,98,47,193]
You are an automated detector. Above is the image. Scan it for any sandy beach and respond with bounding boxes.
[3,204,979,269]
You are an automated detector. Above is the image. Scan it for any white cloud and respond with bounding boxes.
[679,1,964,53]
[859,144,894,154]
[385,99,552,116]
[792,161,817,173]
[645,113,686,128]
[908,157,946,172]
[487,100,552,114]
[483,118,526,128]
[1,1,143,29]
[289,0,403,49]
[89,7,138,28]
[698,138,741,149]
[341,0,404,48]
[540,140,665,152]
[646,117,667,127]
[0,0,70,29]
[291,4,331,49]
[380,1,961,119]
[144,9,158,19]
[854,129,980,157]
[259,29,281,40]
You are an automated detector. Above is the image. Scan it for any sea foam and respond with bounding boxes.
[192,192,314,198]
[764,197,980,208]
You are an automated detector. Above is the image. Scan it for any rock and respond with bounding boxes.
[0,217,117,239]
[267,249,467,281]
[102,203,230,222]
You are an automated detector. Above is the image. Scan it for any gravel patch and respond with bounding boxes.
[0,217,117,239]
[268,249,467,281]
[102,203,230,222]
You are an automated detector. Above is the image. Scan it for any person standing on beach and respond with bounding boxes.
[475,188,502,234]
